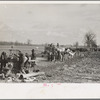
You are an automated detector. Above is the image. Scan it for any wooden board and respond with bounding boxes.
[21,72,45,78]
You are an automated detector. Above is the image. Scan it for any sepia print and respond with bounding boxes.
[0,2,100,83]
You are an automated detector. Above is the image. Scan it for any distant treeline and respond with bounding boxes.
[71,47,100,52]
[0,41,32,46]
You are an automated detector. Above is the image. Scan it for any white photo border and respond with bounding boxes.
[0,1,100,99]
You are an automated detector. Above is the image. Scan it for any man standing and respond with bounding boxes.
[31,49,36,60]
[0,52,7,72]
[24,53,29,68]
[30,49,36,71]
[17,51,24,73]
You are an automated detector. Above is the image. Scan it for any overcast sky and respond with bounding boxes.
[0,4,100,45]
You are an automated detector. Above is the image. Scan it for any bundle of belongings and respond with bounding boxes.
[0,50,45,83]
[0,61,45,83]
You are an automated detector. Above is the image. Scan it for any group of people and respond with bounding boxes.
[44,43,76,62]
[0,44,77,78]
[0,49,36,76]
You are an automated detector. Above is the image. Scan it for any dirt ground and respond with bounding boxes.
[1,51,100,83]
[35,51,100,83]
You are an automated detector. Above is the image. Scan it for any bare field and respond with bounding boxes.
[0,45,100,83]
[0,45,44,55]
[35,52,100,83]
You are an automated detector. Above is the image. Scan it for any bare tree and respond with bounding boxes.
[84,31,97,50]
[27,39,32,45]
[74,42,79,49]
[57,43,60,48]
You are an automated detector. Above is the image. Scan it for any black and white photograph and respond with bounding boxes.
[0,1,100,84]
